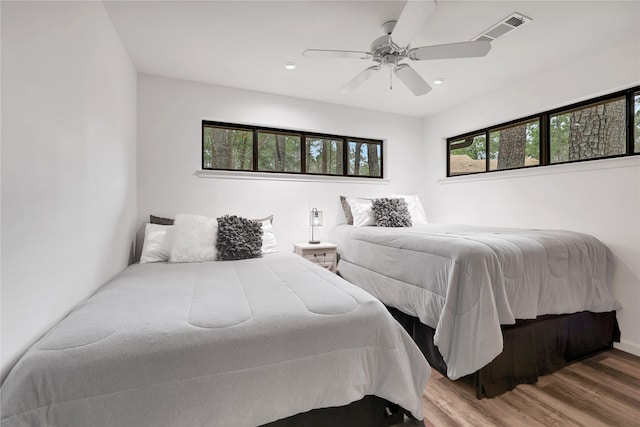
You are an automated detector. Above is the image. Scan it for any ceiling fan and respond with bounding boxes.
[302,0,492,96]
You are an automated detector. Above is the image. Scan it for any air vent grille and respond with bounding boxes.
[472,13,531,42]
[475,35,493,42]
[505,16,525,27]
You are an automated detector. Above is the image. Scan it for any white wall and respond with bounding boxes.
[137,74,425,251]
[1,1,137,380]
[423,38,640,355]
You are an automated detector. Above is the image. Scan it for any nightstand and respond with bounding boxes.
[293,242,337,272]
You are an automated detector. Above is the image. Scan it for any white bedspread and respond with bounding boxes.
[1,253,429,427]
[331,223,619,380]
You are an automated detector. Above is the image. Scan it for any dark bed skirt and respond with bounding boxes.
[260,395,404,427]
[387,307,620,398]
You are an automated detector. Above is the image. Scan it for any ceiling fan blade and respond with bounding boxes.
[339,66,380,94]
[394,64,431,96]
[408,40,491,61]
[303,49,371,59]
[390,0,437,51]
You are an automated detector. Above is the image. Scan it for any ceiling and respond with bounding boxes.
[104,1,640,117]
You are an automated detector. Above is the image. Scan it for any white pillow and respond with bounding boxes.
[260,219,279,254]
[251,215,279,254]
[390,194,428,225]
[140,223,173,264]
[169,214,218,263]
[347,197,376,227]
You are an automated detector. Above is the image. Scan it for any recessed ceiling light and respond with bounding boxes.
[284,62,297,70]
[433,78,446,85]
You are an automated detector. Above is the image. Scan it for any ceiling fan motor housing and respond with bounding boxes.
[371,34,408,65]
[371,35,394,57]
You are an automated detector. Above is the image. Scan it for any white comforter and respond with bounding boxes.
[1,253,429,427]
[331,224,619,380]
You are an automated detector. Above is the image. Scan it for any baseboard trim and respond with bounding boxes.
[614,340,640,357]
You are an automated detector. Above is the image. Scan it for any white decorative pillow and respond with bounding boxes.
[260,220,279,254]
[169,214,218,263]
[251,215,279,254]
[390,194,428,225]
[140,223,173,264]
[347,197,376,227]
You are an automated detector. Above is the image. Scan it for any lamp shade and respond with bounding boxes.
[310,208,323,227]
[309,208,323,244]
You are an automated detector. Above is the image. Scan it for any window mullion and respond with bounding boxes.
[252,129,259,171]
[342,138,347,176]
[626,89,634,155]
[485,131,490,172]
[540,113,549,166]
[301,134,307,174]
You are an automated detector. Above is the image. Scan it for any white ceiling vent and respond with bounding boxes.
[472,13,532,42]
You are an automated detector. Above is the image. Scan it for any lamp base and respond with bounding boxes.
[308,240,320,244]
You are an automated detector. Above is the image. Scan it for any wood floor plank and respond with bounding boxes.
[498,387,578,427]
[542,380,637,427]
[425,376,498,426]
[558,365,640,412]
[593,353,640,379]
[570,358,640,395]
[512,384,612,427]
[397,349,640,427]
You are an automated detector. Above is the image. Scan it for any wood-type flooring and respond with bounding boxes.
[396,349,640,427]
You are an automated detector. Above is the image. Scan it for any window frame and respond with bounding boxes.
[446,85,639,177]
[304,133,345,177]
[346,137,384,178]
[202,121,384,179]
[256,129,302,173]
[487,117,541,172]
[202,122,255,171]
[632,90,640,154]
[447,131,488,176]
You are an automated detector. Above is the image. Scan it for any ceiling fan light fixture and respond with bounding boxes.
[284,62,297,70]
[433,78,446,85]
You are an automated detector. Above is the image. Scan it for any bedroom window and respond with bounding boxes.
[549,96,626,164]
[202,121,384,178]
[257,131,301,173]
[489,119,539,171]
[446,85,639,177]
[347,140,382,177]
[448,133,486,175]
[203,125,253,170]
[306,136,343,175]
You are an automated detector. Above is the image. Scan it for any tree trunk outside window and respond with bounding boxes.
[568,101,626,160]
[353,142,362,175]
[367,144,380,176]
[497,126,526,169]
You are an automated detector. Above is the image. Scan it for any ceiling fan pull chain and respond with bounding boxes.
[389,67,393,90]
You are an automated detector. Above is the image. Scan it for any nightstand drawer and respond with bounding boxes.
[293,242,338,273]
[303,252,335,269]
[302,249,335,262]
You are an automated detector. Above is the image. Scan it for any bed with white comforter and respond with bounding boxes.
[331,223,619,380]
[1,252,429,427]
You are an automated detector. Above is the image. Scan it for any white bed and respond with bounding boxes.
[331,223,620,381]
[1,252,430,427]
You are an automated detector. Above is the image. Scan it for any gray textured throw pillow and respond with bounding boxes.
[216,215,263,261]
[372,198,412,228]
